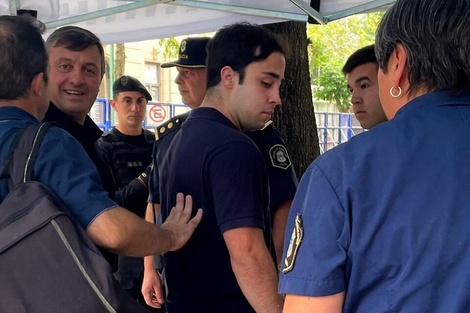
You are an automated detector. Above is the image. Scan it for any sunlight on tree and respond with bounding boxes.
[308,12,384,112]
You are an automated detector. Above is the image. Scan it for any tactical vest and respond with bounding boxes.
[97,128,154,188]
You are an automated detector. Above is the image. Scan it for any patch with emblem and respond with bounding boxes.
[282,214,303,274]
[120,76,128,86]
[269,144,292,170]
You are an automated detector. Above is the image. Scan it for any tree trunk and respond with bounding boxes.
[265,21,320,179]
[114,43,126,80]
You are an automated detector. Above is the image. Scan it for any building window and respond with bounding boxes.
[145,62,160,101]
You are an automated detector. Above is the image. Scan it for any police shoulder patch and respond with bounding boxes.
[269,144,292,170]
[282,214,303,274]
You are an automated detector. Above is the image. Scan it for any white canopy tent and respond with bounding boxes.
[0,0,394,44]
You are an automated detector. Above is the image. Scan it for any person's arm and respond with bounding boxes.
[224,226,283,313]
[141,202,165,308]
[87,193,201,257]
[282,293,345,313]
[113,163,153,213]
[272,200,292,267]
[94,139,152,214]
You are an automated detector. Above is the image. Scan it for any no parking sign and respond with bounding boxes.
[146,103,171,127]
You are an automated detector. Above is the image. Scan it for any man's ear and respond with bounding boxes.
[31,72,46,97]
[110,99,118,111]
[390,43,409,88]
[220,66,237,89]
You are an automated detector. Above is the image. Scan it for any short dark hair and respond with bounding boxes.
[206,22,286,89]
[0,15,47,100]
[46,26,106,77]
[342,44,377,75]
[376,0,470,96]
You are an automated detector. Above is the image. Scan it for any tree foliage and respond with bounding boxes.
[158,38,180,61]
[314,64,351,112]
[307,12,384,111]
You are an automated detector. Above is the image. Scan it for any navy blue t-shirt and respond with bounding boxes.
[149,114,298,221]
[160,107,271,312]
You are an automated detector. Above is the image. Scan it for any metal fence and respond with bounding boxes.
[89,98,191,132]
[315,112,364,153]
[89,100,363,154]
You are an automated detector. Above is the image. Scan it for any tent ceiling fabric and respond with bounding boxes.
[0,0,394,44]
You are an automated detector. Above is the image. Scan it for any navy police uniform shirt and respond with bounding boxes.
[245,122,298,217]
[279,92,470,312]
[159,107,271,313]
[149,113,298,222]
[0,107,117,229]
[148,112,190,204]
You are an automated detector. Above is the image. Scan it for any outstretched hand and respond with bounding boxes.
[162,193,202,251]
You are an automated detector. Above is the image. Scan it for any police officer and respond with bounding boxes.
[95,75,155,309]
[143,34,298,310]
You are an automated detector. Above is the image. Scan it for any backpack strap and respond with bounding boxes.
[0,122,53,188]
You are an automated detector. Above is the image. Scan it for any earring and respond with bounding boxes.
[390,86,402,98]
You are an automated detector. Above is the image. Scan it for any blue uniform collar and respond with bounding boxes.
[396,91,470,117]
[0,106,38,123]
[188,107,239,130]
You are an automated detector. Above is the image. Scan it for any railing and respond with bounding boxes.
[89,101,363,154]
[315,112,364,153]
[88,98,191,132]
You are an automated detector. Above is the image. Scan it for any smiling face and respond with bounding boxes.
[48,45,103,125]
[228,52,285,131]
[175,66,207,109]
[346,62,387,129]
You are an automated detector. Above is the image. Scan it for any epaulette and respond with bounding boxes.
[260,120,273,131]
[154,111,190,141]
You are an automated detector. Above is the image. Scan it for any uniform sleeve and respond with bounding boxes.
[208,141,269,233]
[278,164,348,296]
[95,134,150,216]
[35,128,118,229]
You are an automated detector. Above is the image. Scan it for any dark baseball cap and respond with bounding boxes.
[113,75,152,101]
[161,37,210,68]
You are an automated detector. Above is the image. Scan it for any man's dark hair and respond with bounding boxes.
[0,15,47,100]
[206,22,286,89]
[342,44,377,75]
[376,0,470,96]
[46,26,106,77]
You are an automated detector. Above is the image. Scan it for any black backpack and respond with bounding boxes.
[0,123,148,313]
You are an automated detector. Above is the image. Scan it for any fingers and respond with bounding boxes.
[179,194,193,222]
[142,288,160,308]
[191,208,203,227]
[165,192,185,223]
[167,193,196,222]
[154,286,165,305]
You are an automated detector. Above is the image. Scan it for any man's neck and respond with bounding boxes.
[0,99,40,121]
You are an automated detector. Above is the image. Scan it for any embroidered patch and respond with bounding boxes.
[120,76,128,86]
[269,144,292,170]
[282,214,303,274]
